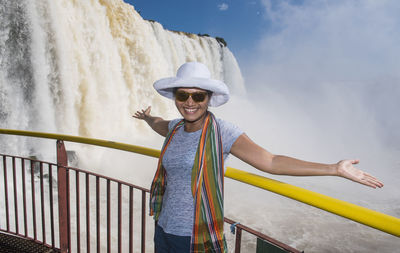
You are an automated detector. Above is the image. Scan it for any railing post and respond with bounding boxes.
[141,191,146,253]
[57,140,69,253]
[235,227,242,253]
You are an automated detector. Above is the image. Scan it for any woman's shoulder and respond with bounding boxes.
[214,117,243,153]
[216,118,239,130]
[215,118,243,137]
[168,118,183,130]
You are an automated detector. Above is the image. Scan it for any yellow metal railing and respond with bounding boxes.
[225,167,400,237]
[1,128,399,238]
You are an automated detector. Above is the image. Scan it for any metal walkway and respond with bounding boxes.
[0,232,59,253]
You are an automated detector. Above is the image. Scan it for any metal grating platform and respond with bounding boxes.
[0,232,59,253]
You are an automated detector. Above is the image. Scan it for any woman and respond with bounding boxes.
[133,62,383,253]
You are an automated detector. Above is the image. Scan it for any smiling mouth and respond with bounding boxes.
[184,108,198,113]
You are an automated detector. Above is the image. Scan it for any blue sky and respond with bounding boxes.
[123,0,268,61]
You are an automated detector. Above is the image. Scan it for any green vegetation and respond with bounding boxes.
[216,37,227,47]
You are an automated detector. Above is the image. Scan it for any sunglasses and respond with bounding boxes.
[175,90,208,103]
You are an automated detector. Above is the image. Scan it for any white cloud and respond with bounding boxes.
[218,3,229,11]
[255,0,400,82]
[230,3,400,251]
[243,0,400,185]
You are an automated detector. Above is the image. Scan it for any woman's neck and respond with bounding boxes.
[184,112,208,132]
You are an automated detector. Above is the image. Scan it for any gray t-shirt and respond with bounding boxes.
[157,118,243,236]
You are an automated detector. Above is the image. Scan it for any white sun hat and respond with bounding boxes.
[153,62,230,107]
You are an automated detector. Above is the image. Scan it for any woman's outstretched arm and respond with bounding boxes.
[230,133,384,189]
[132,106,170,137]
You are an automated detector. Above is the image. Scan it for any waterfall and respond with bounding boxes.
[1,1,398,252]
[0,1,246,250]
[0,0,244,156]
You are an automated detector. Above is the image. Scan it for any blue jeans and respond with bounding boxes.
[154,224,191,253]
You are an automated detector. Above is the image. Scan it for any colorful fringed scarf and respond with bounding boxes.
[150,112,227,253]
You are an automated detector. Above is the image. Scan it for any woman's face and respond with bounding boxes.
[174,87,210,124]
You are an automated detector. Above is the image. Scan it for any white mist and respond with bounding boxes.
[1,0,399,252]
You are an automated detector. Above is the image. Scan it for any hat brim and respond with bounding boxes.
[153,77,230,107]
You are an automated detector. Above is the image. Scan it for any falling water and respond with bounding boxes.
[0,0,399,252]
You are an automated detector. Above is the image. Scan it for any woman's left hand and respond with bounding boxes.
[336,159,384,188]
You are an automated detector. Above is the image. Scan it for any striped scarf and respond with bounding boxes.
[150,112,227,252]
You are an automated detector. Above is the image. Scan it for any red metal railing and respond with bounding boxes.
[1,154,59,249]
[1,141,150,253]
[55,140,151,253]
[224,217,300,253]
[0,139,300,253]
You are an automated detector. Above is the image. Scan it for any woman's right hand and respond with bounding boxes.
[133,106,151,120]
[132,106,170,137]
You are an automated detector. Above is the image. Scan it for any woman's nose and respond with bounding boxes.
[185,96,195,105]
